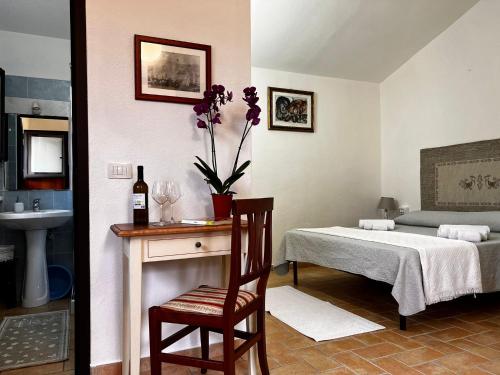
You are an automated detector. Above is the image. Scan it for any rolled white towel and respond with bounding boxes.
[456,230,482,243]
[359,219,395,231]
[449,228,486,242]
[437,225,490,241]
[372,223,390,231]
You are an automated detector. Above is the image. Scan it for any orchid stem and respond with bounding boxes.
[206,112,217,174]
[232,120,251,174]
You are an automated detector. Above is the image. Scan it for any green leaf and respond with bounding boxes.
[194,163,221,187]
[222,172,245,193]
[194,162,224,193]
[195,156,213,172]
[194,156,225,192]
[234,160,251,175]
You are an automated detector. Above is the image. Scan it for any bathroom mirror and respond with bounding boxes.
[17,115,70,190]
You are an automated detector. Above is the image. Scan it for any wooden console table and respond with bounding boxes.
[110,220,257,375]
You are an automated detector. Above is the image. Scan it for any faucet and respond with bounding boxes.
[32,199,41,212]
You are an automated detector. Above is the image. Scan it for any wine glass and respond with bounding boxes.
[166,181,182,223]
[151,180,169,226]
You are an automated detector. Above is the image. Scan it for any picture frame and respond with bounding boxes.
[268,87,314,132]
[134,35,211,105]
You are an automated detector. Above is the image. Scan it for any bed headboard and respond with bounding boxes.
[421,138,500,211]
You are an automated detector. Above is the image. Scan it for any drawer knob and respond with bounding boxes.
[195,241,202,248]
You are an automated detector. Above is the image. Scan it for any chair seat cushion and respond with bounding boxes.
[161,286,257,316]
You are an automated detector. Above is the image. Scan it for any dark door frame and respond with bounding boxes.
[70,0,90,373]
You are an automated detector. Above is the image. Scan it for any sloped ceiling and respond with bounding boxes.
[252,0,479,82]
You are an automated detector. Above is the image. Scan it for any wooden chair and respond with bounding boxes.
[148,197,274,374]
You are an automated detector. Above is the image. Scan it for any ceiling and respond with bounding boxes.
[0,0,70,40]
[251,0,479,82]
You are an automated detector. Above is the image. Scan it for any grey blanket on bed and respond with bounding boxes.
[280,225,500,316]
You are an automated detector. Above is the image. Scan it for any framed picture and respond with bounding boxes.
[134,35,211,104]
[268,87,314,132]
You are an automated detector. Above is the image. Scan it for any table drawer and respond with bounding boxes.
[146,235,231,259]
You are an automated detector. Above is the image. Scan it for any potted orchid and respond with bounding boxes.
[193,85,260,219]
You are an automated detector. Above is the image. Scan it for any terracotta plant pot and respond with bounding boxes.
[211,194,233,220]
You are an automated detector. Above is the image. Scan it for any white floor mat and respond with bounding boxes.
[265,286,385,341]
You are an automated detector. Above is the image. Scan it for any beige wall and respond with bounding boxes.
[380,0,500,210]
[251,67,381,264]
[86,0,250,366]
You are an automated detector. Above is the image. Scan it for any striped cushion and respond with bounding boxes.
[161,286,257,316]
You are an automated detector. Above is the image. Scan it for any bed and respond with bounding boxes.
[278,139,500,329]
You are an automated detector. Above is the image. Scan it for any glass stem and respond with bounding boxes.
[170,203,174,223]
[159,203,164,223]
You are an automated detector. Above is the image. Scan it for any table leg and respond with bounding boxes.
[122,252,130,375]
[123,238,143,375]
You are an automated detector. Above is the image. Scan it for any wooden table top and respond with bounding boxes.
[110,219,245,237]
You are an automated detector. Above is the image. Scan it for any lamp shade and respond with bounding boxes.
[377,197,397,210]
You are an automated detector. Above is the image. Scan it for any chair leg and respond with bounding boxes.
[256,308,270,375]
[148,307,162,375]
[223,327,236,375]
[200,327,209,374]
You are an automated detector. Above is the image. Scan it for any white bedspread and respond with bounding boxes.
[297,227,483,305]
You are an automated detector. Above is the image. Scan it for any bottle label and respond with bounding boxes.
[132,193,146,209]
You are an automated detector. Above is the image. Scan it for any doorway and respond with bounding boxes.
[0,0,89,373]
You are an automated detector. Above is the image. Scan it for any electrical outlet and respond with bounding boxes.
[399,206,410,215]
[107,163,132,179]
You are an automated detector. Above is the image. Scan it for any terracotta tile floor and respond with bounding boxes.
[0,298,74,375]
[3,265,498,374]
[152,264,500,375]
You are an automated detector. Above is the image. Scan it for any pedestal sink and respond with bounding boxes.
[0,209,73,307]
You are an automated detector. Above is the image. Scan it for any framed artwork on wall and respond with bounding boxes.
[134,35,211,104]
[268,87,314,132]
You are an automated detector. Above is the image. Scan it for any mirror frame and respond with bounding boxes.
[17,114,70,190]
[24,130,68,178]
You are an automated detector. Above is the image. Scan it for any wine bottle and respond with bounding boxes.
[132,165,149,225]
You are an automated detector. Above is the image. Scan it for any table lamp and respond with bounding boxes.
[377,197,397,219]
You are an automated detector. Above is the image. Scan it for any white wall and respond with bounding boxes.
[251,68,381,264]
[380,0,500,210]
[86,0,250,366]
[0,30,70,80]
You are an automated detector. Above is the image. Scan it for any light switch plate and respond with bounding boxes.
[107,163,132,179]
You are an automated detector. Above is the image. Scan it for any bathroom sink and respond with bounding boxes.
[0,209,73,230]
[0,209,73,307]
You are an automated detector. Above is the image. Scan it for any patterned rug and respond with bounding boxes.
[0,310,69,371]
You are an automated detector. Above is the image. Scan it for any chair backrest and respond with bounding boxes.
[223,198,273,315]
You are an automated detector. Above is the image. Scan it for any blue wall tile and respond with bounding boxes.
[3,229,24,249]
[27,78,70,102]
[5,76,28,98]
[48,253,74,274]
[6,162,17,191]
[52,217,73,233]
[54,191,73,210]
[52,231,73,254]
[28,190,54,210]
[7,114,17,144]
[7,146,16,164]
[2,191,29,212]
